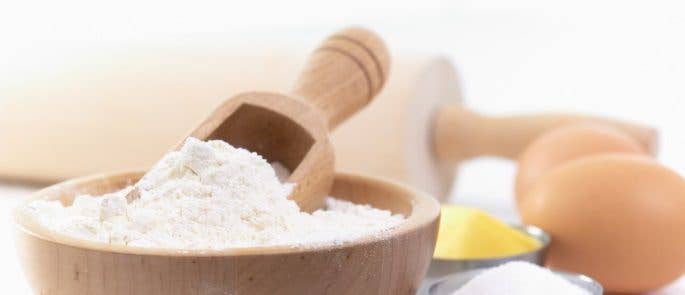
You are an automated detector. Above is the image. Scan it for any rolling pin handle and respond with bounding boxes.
[433,105,658,162]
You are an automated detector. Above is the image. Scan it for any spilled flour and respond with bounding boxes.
[26,138,404,250]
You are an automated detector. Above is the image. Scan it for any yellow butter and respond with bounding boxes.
[433,205,541,260]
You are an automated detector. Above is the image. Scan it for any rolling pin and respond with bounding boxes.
[0,46,655,200]
[331,56,656,198]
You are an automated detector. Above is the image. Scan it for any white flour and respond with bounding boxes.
[453,262,591,295]
[26,138,404,250]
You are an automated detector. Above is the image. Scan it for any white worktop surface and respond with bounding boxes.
[3,0,685,293]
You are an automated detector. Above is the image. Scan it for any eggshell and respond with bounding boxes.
[515,123,648,206]
[520,154,685,293]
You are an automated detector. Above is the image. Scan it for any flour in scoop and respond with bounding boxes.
[453,262,590,295]
[27,137,404,250]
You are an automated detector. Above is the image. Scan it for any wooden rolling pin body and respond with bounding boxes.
[0,48,656,200]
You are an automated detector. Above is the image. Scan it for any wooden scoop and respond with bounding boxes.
[127,27,389,212]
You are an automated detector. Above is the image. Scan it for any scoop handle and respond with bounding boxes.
[433,105,658,162]
[292,27,390,130]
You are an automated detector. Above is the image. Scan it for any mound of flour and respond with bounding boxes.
[26,138,404,249]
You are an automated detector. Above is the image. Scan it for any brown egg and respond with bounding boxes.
[520,154,685,293]
[515,123,648,207]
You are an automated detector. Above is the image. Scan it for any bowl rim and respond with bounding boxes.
[431,224,551,262]
[420,267,603,295]
[14,170,441,257]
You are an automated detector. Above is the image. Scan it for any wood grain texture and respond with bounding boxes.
[293,27,390,130]
[0,47,304,183]
[0,47,656,201]
[162,26,390,212]
[433,106,658,163]
[184,92,334,212]
[14,171,441,295]
[331,56,461,199]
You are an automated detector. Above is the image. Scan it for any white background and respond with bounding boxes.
[1,0,685,293]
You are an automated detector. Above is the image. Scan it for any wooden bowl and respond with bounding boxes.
[14,171,440,295]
